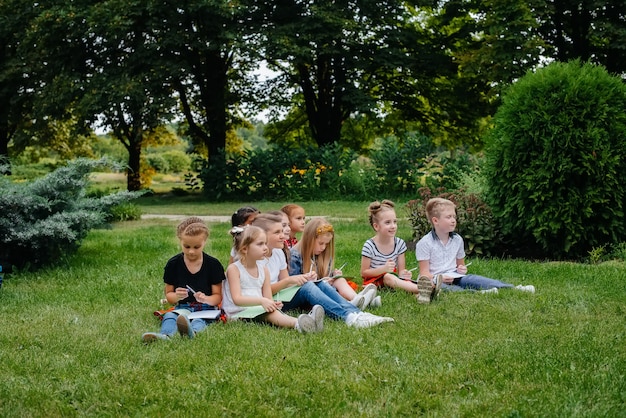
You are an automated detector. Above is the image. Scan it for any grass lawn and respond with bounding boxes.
[0,202,624,417]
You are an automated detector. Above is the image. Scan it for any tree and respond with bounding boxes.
[12,0,177,191]
[536,0,626,75]
[146,0,258,189]
[0,1,42,173]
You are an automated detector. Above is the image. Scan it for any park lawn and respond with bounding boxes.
[0,213,624,417]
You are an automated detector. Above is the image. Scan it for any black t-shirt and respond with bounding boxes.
[163,253,226,304]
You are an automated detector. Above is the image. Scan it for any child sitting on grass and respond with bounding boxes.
[291,217,380,310]
[142,217,225,343]
[222,224,322,333]
[415,197,535,296]
[253,213,393,329]
[360,200,431,303]
[228,206,260,264]
[281,204,306,248]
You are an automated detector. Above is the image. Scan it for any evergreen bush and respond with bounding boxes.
[0,158,144,270]
[484,60,626,259]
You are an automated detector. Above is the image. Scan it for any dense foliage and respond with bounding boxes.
[0,159,143,270]
[484,61,626,259]
[200,139,479,201]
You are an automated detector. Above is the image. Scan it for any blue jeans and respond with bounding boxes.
[283,281,360,321]
[160,303,217,336]
[442,274,514,292]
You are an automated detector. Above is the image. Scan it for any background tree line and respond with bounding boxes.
[1,0,625,191]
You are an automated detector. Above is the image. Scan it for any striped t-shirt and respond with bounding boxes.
[361,237,407,269]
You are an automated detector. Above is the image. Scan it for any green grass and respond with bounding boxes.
[137,195,385,221]
[0,206,624,417]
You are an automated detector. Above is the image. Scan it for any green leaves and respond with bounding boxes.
[485,60,626,259]
[0,158,144,269]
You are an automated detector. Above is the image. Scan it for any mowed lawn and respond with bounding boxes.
[0,201,624,417]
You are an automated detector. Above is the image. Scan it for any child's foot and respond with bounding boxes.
[296,314,317,333]
[346,312,394,328]
[416,275,433,304]
[176,315,195,338]
[350,294,364,309]
[479,287,498,294]
[360,284,378,309]
[142,332,169,344]
[308,304,325,332]
[431,274,443,301]
[515,284,535,293]
[369,295,382,308]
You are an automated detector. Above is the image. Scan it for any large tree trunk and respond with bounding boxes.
[0,113,13,174]
[297,56,344,147]
[126,132,143,192]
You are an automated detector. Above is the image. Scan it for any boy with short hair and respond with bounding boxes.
[415,197,535,299]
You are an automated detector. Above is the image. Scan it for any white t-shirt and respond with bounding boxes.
[263,249,287,284]
[414,231,465,276]
[222,260,266,317]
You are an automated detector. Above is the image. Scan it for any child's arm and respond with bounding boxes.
[226,264,269,308]
[192,282,222,306]
[418,260,432,280]
[261,267,282,311]
[360,256,395,278]
[164,284,189,304]
[397,253,412,279]
[455,258,468,275]
[270,268,309,295]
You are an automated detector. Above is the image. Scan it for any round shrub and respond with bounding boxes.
[484,60,626,259]
[162,150,191,173]
[146,154,169,173]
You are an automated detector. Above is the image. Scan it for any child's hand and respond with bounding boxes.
[384,259,395,273]
[261,298,280,312]
[292,274,308,285]
[399,269,412,280]
[456,264,468,275]
[333,269,342,277]
[193,291,207,303]
[303,271,318,282]
[175,287,189,301]
[442,275,455,284]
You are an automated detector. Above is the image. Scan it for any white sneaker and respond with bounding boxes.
[296,314,317,333]
[369,295,382,308]
[361,312,394,324]
[350,294,365,309]
[360,285,378,310]
[431,274,443,301]
[346,312,394,328]
[416,275,433,304]
[359,283,377,296]
[515,284,535,293]
[480,287,499,294]
[308,304,325,332]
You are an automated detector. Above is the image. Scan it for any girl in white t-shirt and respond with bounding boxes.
[222,225,321,333]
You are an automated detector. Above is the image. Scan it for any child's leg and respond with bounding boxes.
[332,278,357,300]
[191,318,210,334]
[460,274,514,290]
[383,274,419,294]
[159,312,179,337]
[264,311,297,328]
